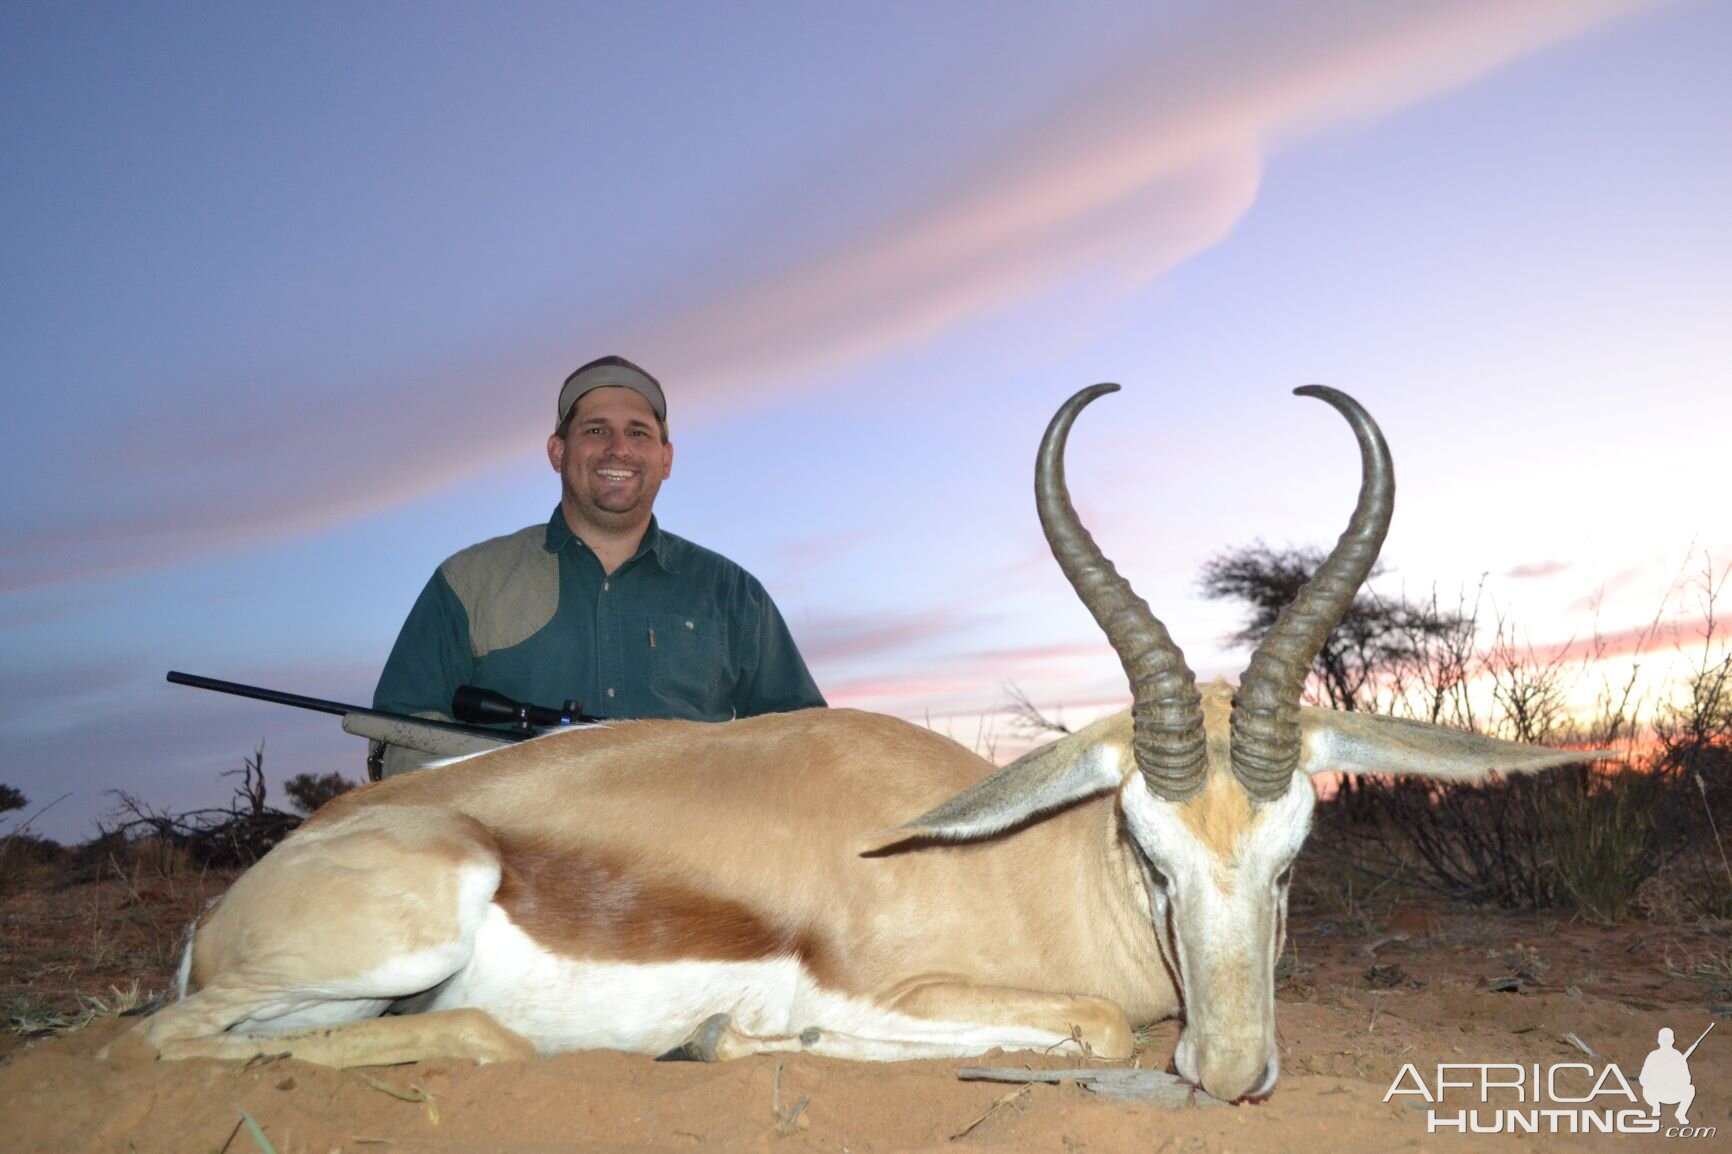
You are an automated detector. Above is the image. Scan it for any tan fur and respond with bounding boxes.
[188,806,497,990]
[337,711,1162,1007]
[887,982,1134,1060]
[1174,683,1263,885]
[134,683,1594,1083]
[139,708,1176,1069]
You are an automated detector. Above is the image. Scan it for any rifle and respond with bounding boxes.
[1684,1022,1715,1059]
[166,671,599,764]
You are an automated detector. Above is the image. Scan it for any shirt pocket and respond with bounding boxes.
[646,613,730,714]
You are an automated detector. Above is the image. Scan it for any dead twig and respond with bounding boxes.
[355,1072,439,1125]
[958,1066,1225,1108]
[1040,1023,1098,1059]
[1358,932,1411,957]
[771,1062,810,1135]
[951,1085,1030,1140]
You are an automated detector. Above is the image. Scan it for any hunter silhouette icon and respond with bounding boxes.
[1640,1023,1713,1125]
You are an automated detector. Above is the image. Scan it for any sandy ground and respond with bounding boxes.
[4,868,1731,1153]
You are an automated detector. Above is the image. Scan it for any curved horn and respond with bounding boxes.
[1231,385,1394,801]
[1036,384,1206,801]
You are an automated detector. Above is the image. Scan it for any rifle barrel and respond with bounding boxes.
[166,670,533,745]
[167,671,362,717]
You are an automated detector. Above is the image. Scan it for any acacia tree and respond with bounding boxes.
[1198,542,1475,717]
[284,772,358,815]
[1200,542,1479,817]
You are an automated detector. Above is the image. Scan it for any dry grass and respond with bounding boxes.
[1662,942,1732,986]
[1,859,236,1029]
[3,979,155,1037]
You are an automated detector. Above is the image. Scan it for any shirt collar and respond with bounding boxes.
[543,507,679,573]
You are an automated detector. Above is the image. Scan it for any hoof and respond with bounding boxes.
[656,1013,731,1062]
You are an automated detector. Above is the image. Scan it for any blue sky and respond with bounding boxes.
[3,0,1727,842]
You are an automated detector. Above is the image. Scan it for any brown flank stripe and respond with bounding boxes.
[493,842,833,978]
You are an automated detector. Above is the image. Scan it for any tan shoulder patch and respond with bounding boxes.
[440,525,559,658]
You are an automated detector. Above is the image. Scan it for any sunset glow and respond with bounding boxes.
[2,0,1727,841]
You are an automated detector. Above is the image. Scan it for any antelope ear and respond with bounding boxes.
[860,711,1133,854]
[1298,706,1616,782]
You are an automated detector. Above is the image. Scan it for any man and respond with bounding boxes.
[372,355,825,776]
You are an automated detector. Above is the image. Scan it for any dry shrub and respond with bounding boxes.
[0,832,65,889]
[2,783,66,888]
[101,742,304,871]
[1210,545,1732,925]
[1310,759,1672,924]
[1543,765,1669,925]
[111,834,195,879]
[284,770,358,815]
[1634,858,1701,925]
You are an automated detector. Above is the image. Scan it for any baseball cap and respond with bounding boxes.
[556,356,667,431]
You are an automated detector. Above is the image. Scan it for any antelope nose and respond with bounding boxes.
[1249,1056,1279,1099]
[1199,1049,1278,1103]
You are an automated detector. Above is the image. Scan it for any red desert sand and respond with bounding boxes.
[3,867,1729,1153]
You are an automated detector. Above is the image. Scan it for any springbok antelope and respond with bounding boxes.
[122,384,1600,1102]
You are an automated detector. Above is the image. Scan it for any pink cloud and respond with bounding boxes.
[1505,560,1573,579]
[1580,615,1718,664]
[968,642,1110,666]
[1566,562,1671,615]
[800,609,970,665]
[775,533,869,573]
[826,672,996,707]
[820,635,1131,720]
[0,653,389,843]
[7,0,1655,594]
[0,354,539,594]
[643,0,1655,416]
[1449,614,1721,674]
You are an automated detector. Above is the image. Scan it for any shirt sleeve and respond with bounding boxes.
[732,578,827,716]
[374,569,475,723]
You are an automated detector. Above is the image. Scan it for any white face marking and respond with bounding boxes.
[1120,771,1315,1100]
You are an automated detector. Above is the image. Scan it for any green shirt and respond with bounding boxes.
[374,509,825,738]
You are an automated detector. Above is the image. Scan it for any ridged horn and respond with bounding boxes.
[1231,385,1394,801]
[1036,384,1206,801]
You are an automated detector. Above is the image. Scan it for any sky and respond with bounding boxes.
[3,0,1728,843]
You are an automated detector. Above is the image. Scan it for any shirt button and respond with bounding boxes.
[685,620,694,629]
[607,688,616,698]
[603,581,610,592]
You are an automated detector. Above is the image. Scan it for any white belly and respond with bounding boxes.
[426,903,806,1055]
[427,903,1083,1060]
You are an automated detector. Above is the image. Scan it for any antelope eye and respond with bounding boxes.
[1275,866,1293,888]
[1147,863,1171,890]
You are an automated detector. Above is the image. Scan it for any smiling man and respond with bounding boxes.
[371,355,825,777]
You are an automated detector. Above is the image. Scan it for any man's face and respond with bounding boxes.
[546,387,673,531]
